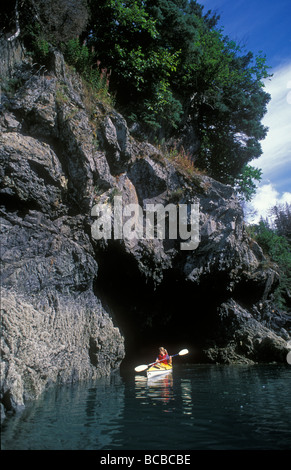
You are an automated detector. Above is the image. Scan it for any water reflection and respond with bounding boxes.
[2,365,290,450]
[135,373,174,404]
[181,379,193,415]
[1,373,125,450]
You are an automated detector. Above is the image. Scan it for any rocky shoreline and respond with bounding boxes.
[1,40,290,419]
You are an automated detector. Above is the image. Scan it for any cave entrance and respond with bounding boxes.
[93,243,226,367]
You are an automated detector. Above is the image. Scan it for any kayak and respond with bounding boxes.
[135,349,188,377]
[147,362,172,378]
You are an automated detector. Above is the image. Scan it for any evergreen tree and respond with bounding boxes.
[248,216,291,309]
[86,0,271,188]
[5,0,271,195]
[270,203,291,243]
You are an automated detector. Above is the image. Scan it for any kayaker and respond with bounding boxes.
[156,347,172,365]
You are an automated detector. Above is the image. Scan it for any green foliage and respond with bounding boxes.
[189,24,271,183]
[17,0,271,192]
[62,38,112,102]
[248,213,291,309]
[64,38,91,74]
[34,36,50,62]
[23,23,51,64]
[269,203,291,243]
[234,165,262,202]
[142,77,183,130]
[87,0,183,130]
[86,0,271,187]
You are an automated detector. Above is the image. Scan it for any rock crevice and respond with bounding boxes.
[1,46,290,418]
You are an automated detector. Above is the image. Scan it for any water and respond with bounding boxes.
[1,364,290,450]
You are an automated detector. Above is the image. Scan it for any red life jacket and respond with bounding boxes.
[158,353,169,365]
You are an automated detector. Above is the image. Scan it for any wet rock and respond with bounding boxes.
[1,41,290,418]
[1,288,124,413]
[0,49,125,415]
[204,299,289,364]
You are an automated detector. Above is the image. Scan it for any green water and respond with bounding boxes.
[1,364,290,450]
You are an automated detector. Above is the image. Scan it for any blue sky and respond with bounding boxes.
[200,0,291,222]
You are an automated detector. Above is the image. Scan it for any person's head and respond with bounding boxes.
[159,347,167,355]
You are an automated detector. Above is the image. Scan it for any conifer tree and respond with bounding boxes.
[87,0,271,190]
[3,0,272,198]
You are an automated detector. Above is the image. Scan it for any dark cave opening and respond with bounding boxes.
[93,243,230,367]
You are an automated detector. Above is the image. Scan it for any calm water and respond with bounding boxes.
[1,364,290,450]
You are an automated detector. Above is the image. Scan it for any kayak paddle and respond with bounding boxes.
[135,348,189,372]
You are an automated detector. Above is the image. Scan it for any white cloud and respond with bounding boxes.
[256,62,291,179]
[246,183,291,223]
[246,62,291,222]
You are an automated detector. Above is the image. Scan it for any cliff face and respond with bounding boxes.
[0,45,290,416]
[0,49,127,416]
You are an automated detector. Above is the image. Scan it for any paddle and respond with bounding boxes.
[135,348,189,372]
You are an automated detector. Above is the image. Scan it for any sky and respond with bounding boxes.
[200,0,291,223]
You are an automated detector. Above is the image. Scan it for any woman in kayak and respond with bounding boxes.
[156,347,172,365]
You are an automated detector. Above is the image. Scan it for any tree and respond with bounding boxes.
[186,26,271,183]
[86,0,271,186]
[270,203,291,243]
[86,0,184,132]
[234,165,262,202]
[9,0,271,190]
[249,217,291,309]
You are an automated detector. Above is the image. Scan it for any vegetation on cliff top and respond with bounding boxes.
[1,0,271,201]
[85,0,271,188]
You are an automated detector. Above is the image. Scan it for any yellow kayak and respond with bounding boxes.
[147,362,173,378]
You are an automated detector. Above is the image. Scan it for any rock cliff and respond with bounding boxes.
[1,42,290,418]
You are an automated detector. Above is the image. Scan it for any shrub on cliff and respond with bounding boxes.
[3,0,271,198]
[86,0,271,188]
